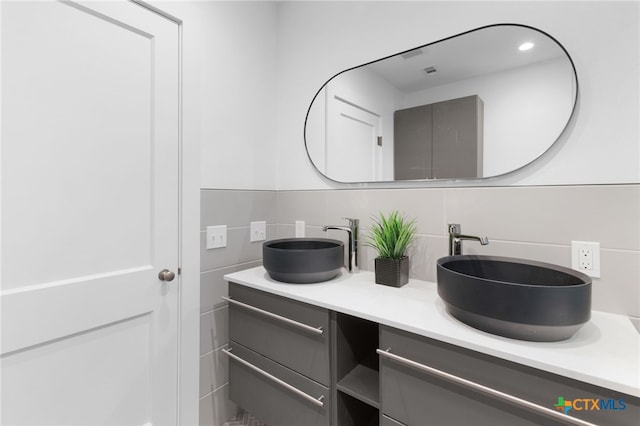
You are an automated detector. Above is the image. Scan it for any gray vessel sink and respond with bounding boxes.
[437,255,592,342]
[263,238,344,284]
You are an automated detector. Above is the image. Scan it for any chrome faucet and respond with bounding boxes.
[448,223,489,255]
[323,218,359,273]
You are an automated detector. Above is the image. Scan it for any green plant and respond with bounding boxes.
[366,211,417,260]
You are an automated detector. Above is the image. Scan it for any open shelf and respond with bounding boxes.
[337,391,379,426]
[337,363,380,408]
[334,311,380,426]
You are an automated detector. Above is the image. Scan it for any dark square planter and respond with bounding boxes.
[375,256,409,287]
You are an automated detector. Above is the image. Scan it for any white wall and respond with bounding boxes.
[276,1,640,189]
[157,1,639,190]
[160,0,279,190]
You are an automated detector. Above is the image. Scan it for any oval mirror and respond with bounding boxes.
[304,24,578,183]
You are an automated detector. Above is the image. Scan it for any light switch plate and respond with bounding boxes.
[295,220,305,237]
[250,221,266,242]
[206,225,227,249]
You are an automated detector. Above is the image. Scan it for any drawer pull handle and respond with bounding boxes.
[376,348,599,426]
[222,296,324,335]
[223,347,326,408]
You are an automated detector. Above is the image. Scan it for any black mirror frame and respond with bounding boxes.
[303,23,579,186]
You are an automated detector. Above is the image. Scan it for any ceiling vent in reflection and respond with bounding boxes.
[424,66,438,75]
[401,49,424,59]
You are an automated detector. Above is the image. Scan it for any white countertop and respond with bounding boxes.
[225,266,640,398]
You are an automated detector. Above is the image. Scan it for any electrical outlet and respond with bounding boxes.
[571,241,600,278]
[579,247,593,270]
[206,225,227,249]
[250,221,266,242]
[295,220,305,237]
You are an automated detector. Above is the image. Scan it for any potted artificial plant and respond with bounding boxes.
[367,211,416,287]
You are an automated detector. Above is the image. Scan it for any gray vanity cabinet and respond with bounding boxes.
[228,283,330,385]
[226,282,639,426]
[379,326,639,426]
[228,343,329,426]
[227,283,331,426]
[394,95,483,180]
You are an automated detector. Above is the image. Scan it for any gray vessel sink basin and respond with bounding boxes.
[263,238,344,284]
[437,255,591,342]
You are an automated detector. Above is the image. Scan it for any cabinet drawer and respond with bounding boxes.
[380,326,639,426]
[227,342,330,426]
[228,283,330,385]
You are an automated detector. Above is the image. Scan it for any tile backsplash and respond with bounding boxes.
[199,184,639,425]
[199,190,275,426]
[276,185,639,318]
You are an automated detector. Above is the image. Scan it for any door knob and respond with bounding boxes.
[158,269,176,282]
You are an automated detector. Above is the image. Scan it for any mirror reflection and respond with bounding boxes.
[305,24,578,183]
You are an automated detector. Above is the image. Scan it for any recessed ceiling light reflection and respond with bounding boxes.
[519,42,535,51]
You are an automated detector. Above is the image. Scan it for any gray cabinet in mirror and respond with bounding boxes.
[394,95,484,180]
[304,24,578,184]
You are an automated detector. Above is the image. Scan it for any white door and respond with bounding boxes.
[326,95,382,182]
[1,1,180,425]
